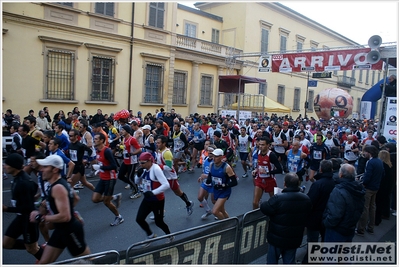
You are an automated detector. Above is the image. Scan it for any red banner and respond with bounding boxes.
[271,48,383,73]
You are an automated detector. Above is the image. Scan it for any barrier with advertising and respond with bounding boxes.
[382,97,397,143]
[220,110,237,118]
[238,111,252,126]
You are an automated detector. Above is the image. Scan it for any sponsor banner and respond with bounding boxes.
[220,110,237,118]
[383,97,397,142]
[258,56,271,72]
[271,48,383,73]
[308,242,395,264]
[360,101,373,120]
[238,111,252,126]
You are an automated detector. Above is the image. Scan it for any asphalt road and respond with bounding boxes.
[2,161,296,264]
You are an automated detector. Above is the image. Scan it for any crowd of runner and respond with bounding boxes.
[2,106,397,263]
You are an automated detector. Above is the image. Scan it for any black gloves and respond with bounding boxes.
[144,191,154,198]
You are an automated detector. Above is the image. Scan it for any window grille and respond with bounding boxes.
[293,88,301,110]
[277,85,285,104]
[144,63,163,103]
[259,83,267,96]
[173,72,187,104]
[46,50,74,100]
[307,90,314,111]
[91,56,115,101]
[200,75,213,105]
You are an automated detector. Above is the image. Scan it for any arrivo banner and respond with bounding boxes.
[271,48,383,73]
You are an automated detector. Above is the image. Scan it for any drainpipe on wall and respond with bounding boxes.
[127,3,135,110]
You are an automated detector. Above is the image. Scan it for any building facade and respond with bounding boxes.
[2,2,386,119]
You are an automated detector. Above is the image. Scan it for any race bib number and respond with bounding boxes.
[313,150,322,160]
[258,165,270,178]
[69,149,78,161]
[212,176,223,185]
[143,179,152,191]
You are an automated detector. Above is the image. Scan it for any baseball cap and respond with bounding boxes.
[36,155,64,169]
[283,121,289,126]
[5,153,24,170]
[138,152,154,162]
[211,148,224,157]
[142,125,151,130]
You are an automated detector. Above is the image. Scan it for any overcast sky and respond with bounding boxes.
[179,1,397,45]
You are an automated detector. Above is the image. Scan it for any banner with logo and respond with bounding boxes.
[258,56,272,72]
[271,48,383,73]
[220,110,237,118]
[383,97,397,143]
[360,101,373,120]
[238,111,252,126]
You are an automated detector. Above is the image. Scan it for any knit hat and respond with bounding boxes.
[5,153,24,170]
[121,125,131,133]
[213,131,221,138]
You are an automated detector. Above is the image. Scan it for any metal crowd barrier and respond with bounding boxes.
[53,250,120,265]
[55,210,272,264]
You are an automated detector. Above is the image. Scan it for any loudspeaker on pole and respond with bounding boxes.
[368,35,382,49]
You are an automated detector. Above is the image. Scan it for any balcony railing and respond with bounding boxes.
[176,34,242,57]
[337,75,356,88]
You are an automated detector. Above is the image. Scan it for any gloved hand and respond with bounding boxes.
[92,164,101,171]
[137,168,144,177]
[144,191,154,198]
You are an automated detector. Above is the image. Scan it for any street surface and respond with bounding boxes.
[2,162,396,264]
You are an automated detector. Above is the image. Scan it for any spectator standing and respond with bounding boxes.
[355,145,384,236]
[302,160,335,263]
[36,110,51,131]
[375,150,394,225]
[260,173,312,264]
[91,109,105,125]
[323,164,365,242]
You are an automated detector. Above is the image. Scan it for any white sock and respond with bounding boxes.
[201,199,211,212]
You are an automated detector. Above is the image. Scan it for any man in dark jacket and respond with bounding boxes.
[323,164,365,242]
[260,173,312,264]
[355,145,384,236]
[303,160,335,263]
[381,75,396,97]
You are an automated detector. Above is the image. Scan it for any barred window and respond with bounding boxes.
[277,85,285,105]
[308,90,314,111]
[259,83,267,95]
[91,56,115,101]
[293,88,301,110]
[200,75,213,105]
[144,63,163,104]
[95,2,114,17]
[149,2,164,29]
[357,97,361,113]
[46,50,74,100]
[173,72,187,104]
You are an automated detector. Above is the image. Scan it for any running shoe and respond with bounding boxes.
[242,173,248,178]
[165,236,175,244]
[113,193,122,209]
[110,215,124,226]
[74,182,84,189]
[142,233,157,248]
[201,210,213,219]
[366,227,374,235]
[125,184,131,189]
[130,192,142,199]
[188,168,194,173]
[186,201,194,216]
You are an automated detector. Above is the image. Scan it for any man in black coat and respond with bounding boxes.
[323,164,365,242]
[302,160,336,263]
[381,75,396,97]
[260,173,312,264]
